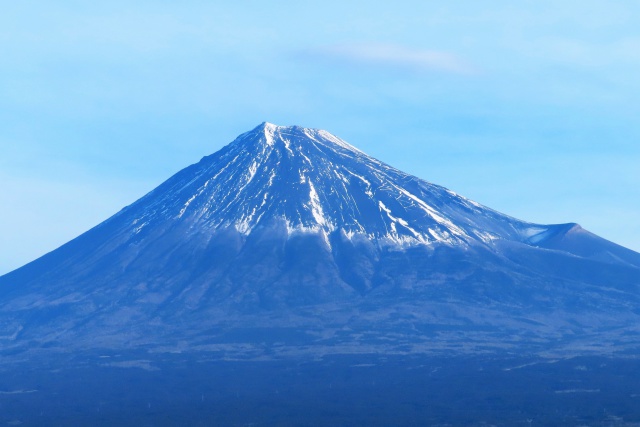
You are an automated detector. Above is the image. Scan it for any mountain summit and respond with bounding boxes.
[86,122,628,251]
[1,123,639,358]
[119,121,506,246]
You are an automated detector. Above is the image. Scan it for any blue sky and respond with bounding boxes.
[1,1,639,274]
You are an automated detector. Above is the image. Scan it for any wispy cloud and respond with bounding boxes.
[300,43,476,75]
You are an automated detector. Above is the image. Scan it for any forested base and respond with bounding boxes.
[1,352,639,426]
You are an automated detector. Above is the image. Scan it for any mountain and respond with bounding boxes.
[1,122,639,359]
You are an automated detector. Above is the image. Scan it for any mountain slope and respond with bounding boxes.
[0,122,639,358]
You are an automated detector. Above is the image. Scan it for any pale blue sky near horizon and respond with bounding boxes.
[1,1,639,274]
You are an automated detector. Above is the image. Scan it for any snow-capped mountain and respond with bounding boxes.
[0,123,639,358]
[124,122,532,247]
[99,122,611,251]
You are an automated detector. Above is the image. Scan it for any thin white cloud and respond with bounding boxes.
[305,43,476,75]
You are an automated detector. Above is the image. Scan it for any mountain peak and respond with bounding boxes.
[111,123,552,249]
[240,122,363,155]
[82,123,639,263]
